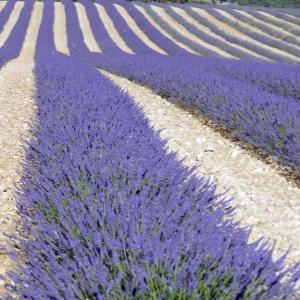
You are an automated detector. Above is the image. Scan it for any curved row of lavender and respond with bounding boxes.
[230,7,300,36]
[189,2,300,29]
[183,5,299,62]
[184,4,300,59]
[5,0,300,298]
[0,0,34,68]
[152,3,262,60]
[228,8,300,45]
[62,0,300,174]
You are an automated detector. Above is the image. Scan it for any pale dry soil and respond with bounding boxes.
[0,2,42,296]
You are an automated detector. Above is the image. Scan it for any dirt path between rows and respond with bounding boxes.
[0,2,42,296]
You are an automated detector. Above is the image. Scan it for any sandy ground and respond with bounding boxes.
[54,2,70,56]
[0,2,6,13]
[0,2,42,296]
[76,2,102,53]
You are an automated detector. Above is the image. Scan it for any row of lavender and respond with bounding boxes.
[103,0,300,62]
[61,0,300,175]
[5,0,300,298]
[1,0,300,63]
[148,3,298,61]
[137,2,300,63]
[89,0,300,62]
[182,4,300,60]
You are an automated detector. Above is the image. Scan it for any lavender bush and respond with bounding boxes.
[94,54,300,172]
[7,0,300,299]
[207,60,300,101]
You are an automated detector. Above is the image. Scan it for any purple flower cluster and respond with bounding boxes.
[66,0,300,172]
[6,0,300,299]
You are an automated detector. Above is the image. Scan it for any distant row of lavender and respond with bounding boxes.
[230,8,300,45]
[81,0,300,101]
[235,7,300,36]
[8,0,300,298]
[188,4,300,59]
[183,5,300,62]
[85,0,300,63]
[0,0,34,68]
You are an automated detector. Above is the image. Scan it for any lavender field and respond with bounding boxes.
[0,0,300,299]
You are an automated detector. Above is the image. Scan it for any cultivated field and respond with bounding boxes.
[0,0,299,298]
